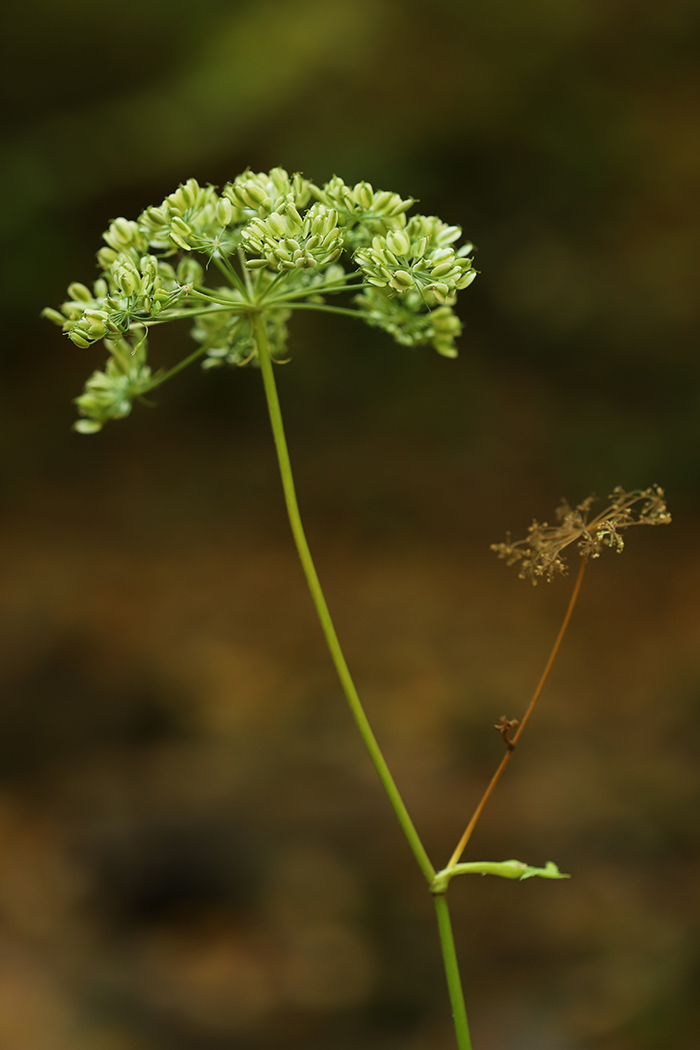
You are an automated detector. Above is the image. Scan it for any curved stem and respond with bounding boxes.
[238,248,254,296]
[254,313,435,884]
[144,343,210,391]
[433,895,473,1050]
[446,558,587,869]
[189,289,251,308]
[211,254,248,297]
[144,305,246,325]
[266,278,367,305]
[286,303,365,320]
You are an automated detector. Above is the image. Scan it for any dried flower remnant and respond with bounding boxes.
[491,486,671,583]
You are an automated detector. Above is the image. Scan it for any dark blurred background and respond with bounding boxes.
[0,1,699,1048]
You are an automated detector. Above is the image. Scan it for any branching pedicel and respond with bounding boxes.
[44,170,671,1050]
[491,487,671,583]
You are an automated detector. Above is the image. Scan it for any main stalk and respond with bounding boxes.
[253,312,435,885]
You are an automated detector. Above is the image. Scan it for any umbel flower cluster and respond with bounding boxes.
[42,169,477,432]
[492,486,671,583]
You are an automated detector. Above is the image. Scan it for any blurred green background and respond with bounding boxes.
[0,1,699,1048]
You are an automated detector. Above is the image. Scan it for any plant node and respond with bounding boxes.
[494,715,519,750]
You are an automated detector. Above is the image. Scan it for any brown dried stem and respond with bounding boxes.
[445,557,587,870]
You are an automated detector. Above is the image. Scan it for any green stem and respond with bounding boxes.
[433,895,473,1050]
[266,279,367,305]
[144,305,246,325]
[189,289,250,308]
[286,303,365,320]
[253,311,435,885]
[212,253,248,297]
[145,343,210,390]
[238,248,254,296]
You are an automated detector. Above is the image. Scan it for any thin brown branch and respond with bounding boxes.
[445,557,587,870]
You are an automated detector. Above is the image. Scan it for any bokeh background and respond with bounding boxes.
[1,1,699,1047]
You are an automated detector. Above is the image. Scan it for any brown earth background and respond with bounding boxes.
[1,2,700,1048]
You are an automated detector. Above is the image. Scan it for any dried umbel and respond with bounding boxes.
[491,486,671,583]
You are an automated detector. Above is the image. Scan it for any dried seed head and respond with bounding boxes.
[491,486,671,584]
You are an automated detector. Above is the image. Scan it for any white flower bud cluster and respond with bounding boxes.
[310,177,414,246]
[192,297,291,370]
[103,217,148,254]
[137,178,222,252]
[223,167,312,220]
[354,214,476,304]
[355,288,463,358]
[242,201,343,271]
[73,334,152,433]
[44,252,187,348]
[44,168,480,433]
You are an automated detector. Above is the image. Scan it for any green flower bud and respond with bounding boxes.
[69,331,91,348]
[86,318,107,338]
[140,255,158,281]
[412,237,428,259]
[216,197,233,226]
[386,230,410,257]
[431,247,454,264]
[115,267,140,297]
[176,257,203,285]
[267,212,287,238]
[68,282,92,303]
[431,259,457,279]
[389,198,414,216]
[373,191,393,213]
[241,182,269,208]
[104,217,142,252]
[93,279,108,299]
[41,307,67,327]
[354,182,374,209]
[170,216,192,238]
[74,419,103,434]
[179,178,201,209]
[390,269,414,292]
[97,247,118,269]
[431,282,451,302]
[139,204,169,236]
[283,203,303,229]
[440,225,462,245]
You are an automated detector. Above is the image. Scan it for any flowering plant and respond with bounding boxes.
[44,170,670,1050]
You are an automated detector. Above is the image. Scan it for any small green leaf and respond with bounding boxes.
[518,861,570,881]
[431,859,570,893]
